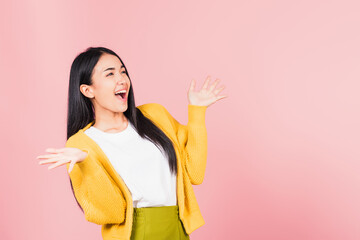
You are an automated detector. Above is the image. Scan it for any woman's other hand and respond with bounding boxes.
[37,148,88,174]
[188,75,227,107]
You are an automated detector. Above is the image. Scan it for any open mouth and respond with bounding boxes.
[115,91,127,100]
[115,92,126,98]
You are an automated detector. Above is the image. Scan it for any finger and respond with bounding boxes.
[39,155,67,165]
[213,85,226,95]
[38,157,62,165]
[209,78,221,92]
[45,148,66,153]
[202,75,211,90]
[68,160,77,174]
[189,79,196,92]
[216,95,228,101]
[48,159,69,170]
[68,163,74,174]
[37,153,59,159]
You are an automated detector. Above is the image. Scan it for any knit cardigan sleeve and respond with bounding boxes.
[65,136,126,225]
[156,104,208,185]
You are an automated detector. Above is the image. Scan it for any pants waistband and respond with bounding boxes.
[133,205,179,220]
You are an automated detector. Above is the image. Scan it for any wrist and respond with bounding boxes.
[188,104,207,125]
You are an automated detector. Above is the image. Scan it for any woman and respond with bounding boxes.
[37,47,227,240]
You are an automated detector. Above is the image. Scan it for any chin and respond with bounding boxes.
[119,105,128,112]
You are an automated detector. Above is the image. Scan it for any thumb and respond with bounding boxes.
[189,79,195,92]
[68,162,74,174]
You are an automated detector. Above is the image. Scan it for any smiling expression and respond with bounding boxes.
[82,53,131,114]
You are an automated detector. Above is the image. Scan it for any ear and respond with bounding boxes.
[80,84,94,98]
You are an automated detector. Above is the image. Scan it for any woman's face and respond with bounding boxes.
[81,53,131,115]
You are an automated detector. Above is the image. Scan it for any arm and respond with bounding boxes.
[161,104,208,185]
[176,75,226,184]
[140,76,226,184]
[65,137,126,225]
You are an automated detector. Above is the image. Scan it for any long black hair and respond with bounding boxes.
[67,47,178,213]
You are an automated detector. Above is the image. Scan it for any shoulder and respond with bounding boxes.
[65,131,90,150]
[136,103,180,128]
[65,134,83,150]
[137,103,171,119]
[137,102,166,113]
[65,131,99,162]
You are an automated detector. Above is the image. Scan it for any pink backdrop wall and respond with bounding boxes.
[1,0,360,239]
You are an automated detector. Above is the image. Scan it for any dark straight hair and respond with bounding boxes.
[67,47,177,213]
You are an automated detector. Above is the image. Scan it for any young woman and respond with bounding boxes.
[37,47,227,240]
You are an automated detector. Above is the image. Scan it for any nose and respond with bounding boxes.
[116,75,126,85]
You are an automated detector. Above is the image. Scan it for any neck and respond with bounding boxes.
[93,110,128,133]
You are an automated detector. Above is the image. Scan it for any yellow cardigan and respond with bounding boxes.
[65,103,208,240]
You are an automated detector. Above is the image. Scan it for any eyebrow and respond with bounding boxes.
[103,65,124,72]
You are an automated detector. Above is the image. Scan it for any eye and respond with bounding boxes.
[106,72,114,77]
[121,70,126,74]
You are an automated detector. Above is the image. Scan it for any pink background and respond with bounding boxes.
[1,0,360,239]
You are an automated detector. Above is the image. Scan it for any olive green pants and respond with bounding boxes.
[130,205,190,240]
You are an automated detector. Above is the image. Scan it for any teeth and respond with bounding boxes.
[115,90,126,94]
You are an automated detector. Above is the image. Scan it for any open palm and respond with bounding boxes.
[188,75,227,107]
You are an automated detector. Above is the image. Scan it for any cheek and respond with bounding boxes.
[96,85,115,101]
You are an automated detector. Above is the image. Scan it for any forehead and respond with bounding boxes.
[93,53,122,73]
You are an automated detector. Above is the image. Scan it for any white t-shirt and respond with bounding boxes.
[83,121,177,208]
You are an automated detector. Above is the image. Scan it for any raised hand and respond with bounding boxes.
[37,147,88,174]
[187,75,227,107]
